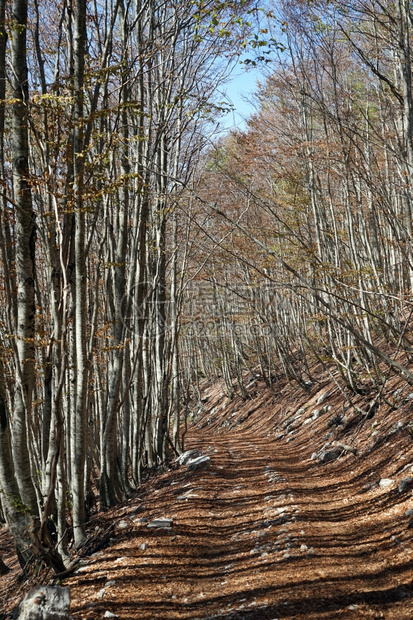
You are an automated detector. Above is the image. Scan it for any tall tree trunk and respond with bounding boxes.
[10,0,38,515]
[100,0,130,508]
[71,0,88,547]
[397,0,413,289]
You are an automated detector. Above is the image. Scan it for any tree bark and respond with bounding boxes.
[10,0,38,515]
[71,0,88,547]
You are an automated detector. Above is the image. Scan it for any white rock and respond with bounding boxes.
[398,476,413,493]
[104,612,118,619]
[14,586,71,620]
[379,478,394,488]
[176,449,201,465]
[117,520,129,529]
[316,392,329,404]
[187,455,211,471]
[319,448,341,463]
[147,518,173,528]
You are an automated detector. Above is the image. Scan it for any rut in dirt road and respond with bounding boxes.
[67,417,413,620]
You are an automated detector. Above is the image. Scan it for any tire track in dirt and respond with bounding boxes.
[3,376,413,618]
[67,424,413,619]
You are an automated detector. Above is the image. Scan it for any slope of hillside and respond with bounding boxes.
[2,368,413,618]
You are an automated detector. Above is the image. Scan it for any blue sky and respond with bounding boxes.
[217,64,265,132]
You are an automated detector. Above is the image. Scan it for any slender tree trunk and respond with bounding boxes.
[10,0,38,515]
[100,1,130,508]
[397,0,413,289]
[71,0,88,547]
[0,361,33,569]
[171,208,182,453]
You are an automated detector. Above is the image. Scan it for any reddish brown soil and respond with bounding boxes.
[2,372,413,618]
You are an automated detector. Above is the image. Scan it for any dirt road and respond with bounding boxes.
[3,377,413,619]
[68,417,413,619]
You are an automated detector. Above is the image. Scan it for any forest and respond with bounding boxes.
[1,0,413,580]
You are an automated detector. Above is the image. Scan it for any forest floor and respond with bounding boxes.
[3,368,413,618]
